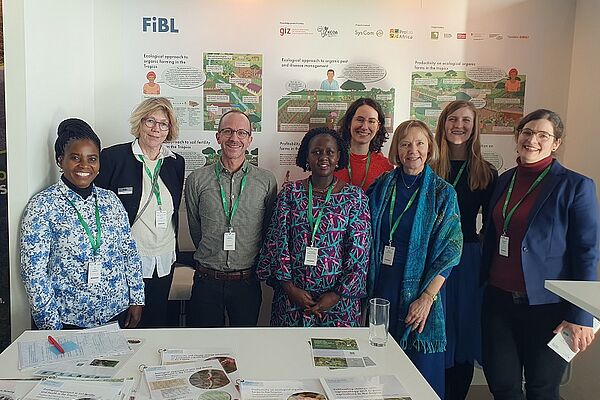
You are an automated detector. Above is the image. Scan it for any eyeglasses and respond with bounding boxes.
[219,128,251,139]
[518,128,555,142]
[143,118,170,131]
[352,116,380,129]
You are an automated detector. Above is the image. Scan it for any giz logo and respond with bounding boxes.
[142,17,179,33]
[279,27,291,36]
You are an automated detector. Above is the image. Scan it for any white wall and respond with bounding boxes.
[562,0,600,398]
[5,0,96,337]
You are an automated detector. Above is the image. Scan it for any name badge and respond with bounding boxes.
[382,245,396,266]
[304,246,319,266]
[499,234,509,257]
[117,187,134,195]
[87,261,101,285]
[155,210,168,229]
[223,231,236,251]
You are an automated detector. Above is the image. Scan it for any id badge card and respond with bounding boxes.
[382,245,396,266]
[223,231,236,251]
[87,261,101,285]
[155,210,168,229]
[499,234,509,257]
[304,246,319,266]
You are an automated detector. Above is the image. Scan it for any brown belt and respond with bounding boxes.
[195,264,255,281]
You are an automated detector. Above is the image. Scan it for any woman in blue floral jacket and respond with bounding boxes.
[20,119,144,330]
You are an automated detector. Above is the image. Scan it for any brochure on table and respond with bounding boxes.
[144,359,239,400]
[22,377,133,400]
[160,347,240,386]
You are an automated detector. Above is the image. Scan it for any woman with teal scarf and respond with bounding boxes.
[368,120,463,398]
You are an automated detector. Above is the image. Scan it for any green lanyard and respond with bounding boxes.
[501,164,552,234]
[387,178,420,245]
[138,155,163,206]
[66,195,102,256]
[215,162,248,227]
[348,151,371,188]
[452,161,467,187]
[307,179,335,246]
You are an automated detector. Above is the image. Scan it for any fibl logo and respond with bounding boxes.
[143,17,179,33]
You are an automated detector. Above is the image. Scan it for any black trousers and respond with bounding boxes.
[187,271,262,327]
[482,286,568,400]
[445,362,474,400]
[139,269,174,328]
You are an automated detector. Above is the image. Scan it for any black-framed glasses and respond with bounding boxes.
[518,128,555,142]
[219,128,251,139]
[143,117,170,131]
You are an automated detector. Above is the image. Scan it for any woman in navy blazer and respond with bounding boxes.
[480,109,599,399]
[96,97,185,328]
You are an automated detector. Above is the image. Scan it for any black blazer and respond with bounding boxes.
[95,142,185,230]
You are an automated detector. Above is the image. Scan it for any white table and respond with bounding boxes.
[545,280,600,318]
[0,327,439,399]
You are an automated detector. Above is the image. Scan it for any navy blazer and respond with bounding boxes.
[481,159,599,326]
[95,142,185,230]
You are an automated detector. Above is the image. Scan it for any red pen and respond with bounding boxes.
[48,335,65,354]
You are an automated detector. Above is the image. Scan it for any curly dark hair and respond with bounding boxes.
[296,127,349,172]
[338,97,388,152]
[54,118,101,166]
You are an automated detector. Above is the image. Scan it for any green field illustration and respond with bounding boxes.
[410,70,525,135]
[203,52,263,132]
[277,88,395,133]
[202,147,259,166]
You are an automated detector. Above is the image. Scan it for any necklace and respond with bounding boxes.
[400,170,421,189]
[311,177,337,194]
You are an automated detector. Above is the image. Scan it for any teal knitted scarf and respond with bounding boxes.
[368,165,463,353]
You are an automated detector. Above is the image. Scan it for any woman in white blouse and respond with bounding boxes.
[96,98,185,328]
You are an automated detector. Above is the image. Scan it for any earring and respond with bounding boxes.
[306,163,310,171]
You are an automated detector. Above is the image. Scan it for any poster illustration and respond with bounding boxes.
[204,52,263,132]
[410,67,526,135]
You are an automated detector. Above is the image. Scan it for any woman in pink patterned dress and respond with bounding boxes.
[257,127,371,327]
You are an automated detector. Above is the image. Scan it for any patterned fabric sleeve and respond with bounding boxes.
[20,193,62,330]
[421,184,463,287]
[108,191,145,305]
[257,183,293,283]
[335,188,371,299]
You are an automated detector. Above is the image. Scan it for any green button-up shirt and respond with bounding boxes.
[185,159,278,271]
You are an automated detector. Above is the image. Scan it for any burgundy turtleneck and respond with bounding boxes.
[489,155,554,293]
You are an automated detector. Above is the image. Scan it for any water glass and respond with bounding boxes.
[369,298,390,347]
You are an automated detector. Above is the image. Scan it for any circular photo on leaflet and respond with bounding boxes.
[205,356,238,374]
[189,369,230,389]
[287,392,327,400]
[198,391,232,400]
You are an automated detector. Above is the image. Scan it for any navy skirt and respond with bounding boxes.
[444,242,483,368]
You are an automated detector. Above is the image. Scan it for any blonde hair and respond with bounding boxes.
[431,101,494,190]
[129,97,179,142]
[388,120,438,167]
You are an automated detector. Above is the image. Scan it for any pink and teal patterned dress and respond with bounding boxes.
[257,180,371,327]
